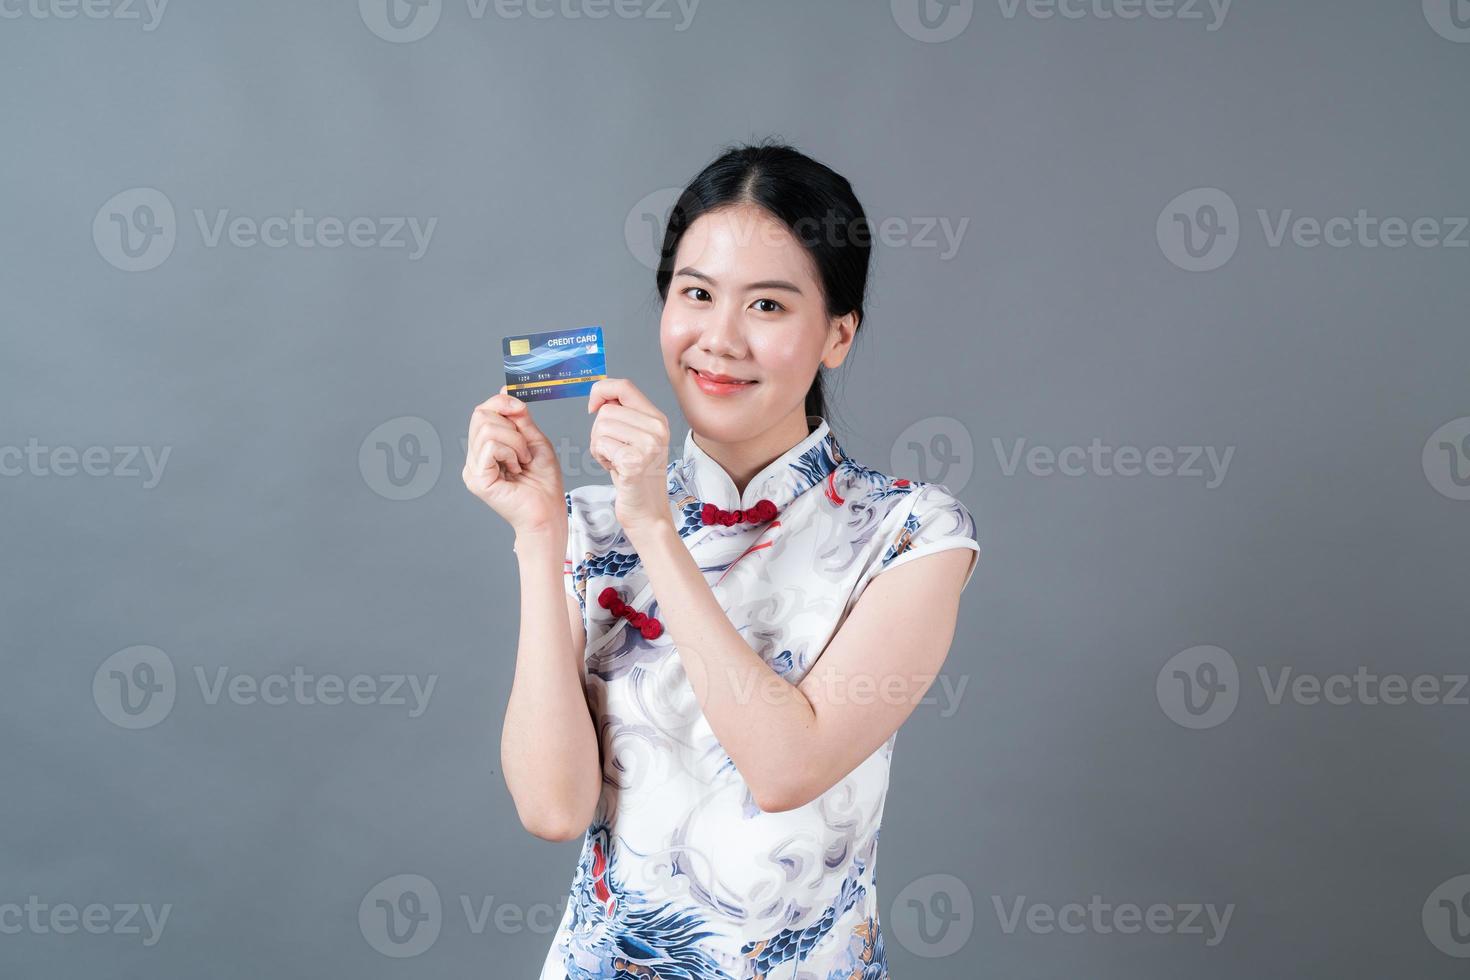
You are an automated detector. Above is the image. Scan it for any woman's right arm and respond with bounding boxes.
[461,389,600,841]
[499,525,600,841]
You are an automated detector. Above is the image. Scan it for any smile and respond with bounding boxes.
[689,367,758,395]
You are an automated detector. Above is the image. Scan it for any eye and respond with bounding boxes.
[751,298,785,313]
[681,286,712,303]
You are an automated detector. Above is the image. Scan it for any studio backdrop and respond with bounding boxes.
[2,1,1467,977]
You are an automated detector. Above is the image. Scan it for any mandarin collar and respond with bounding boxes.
[676,415,844,513]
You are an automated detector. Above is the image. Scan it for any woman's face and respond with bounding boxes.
[660,203,855,445]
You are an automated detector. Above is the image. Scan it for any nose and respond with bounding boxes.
[697,302,746,360]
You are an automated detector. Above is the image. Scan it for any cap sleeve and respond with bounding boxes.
[873,482,981,594]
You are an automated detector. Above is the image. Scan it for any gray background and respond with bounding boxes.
[2,0,1467,977]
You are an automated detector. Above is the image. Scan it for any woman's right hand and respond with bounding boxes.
[462,387,566,535]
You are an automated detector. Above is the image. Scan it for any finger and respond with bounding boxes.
[492,390,553,454]
[469,404,533,466]
[590,401,668,440]
[589,421,666,479]
[587,377,661,418]
[463,450,502,491]
[475,438,522,477]
[591,416,662,459]
[487,441,523,476]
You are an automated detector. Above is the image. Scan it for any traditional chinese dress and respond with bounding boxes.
[540,415,980,980]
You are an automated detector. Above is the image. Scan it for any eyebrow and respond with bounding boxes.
[673,267,804,295]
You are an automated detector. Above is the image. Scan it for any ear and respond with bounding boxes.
[821,311,860,370]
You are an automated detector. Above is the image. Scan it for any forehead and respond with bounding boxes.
[673,204,820,286]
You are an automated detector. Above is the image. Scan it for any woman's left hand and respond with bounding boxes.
[587,378,674,538]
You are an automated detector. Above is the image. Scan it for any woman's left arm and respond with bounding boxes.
[628,519,973,813]
[586,377,974,813]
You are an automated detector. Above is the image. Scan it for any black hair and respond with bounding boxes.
[654,139,871,426]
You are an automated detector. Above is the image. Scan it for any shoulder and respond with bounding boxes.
[832,454,977,533]
[830,451,980,589]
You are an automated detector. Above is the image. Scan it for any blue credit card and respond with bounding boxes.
[502,325,607,403]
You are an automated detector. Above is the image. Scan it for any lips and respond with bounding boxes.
[691,368,756,385]
[689,367,758,397]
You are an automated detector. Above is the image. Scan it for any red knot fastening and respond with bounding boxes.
[598,586,664,640]
[700,498,779,526]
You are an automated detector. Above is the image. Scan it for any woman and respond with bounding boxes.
[464,142,980,980]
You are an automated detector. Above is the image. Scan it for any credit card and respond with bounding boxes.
[502,325,606,403]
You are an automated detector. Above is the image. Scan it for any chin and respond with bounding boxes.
[680,395,772,443]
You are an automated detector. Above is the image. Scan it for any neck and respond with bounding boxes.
[691,409,814,498]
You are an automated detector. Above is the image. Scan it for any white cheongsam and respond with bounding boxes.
[539,414,979,980]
